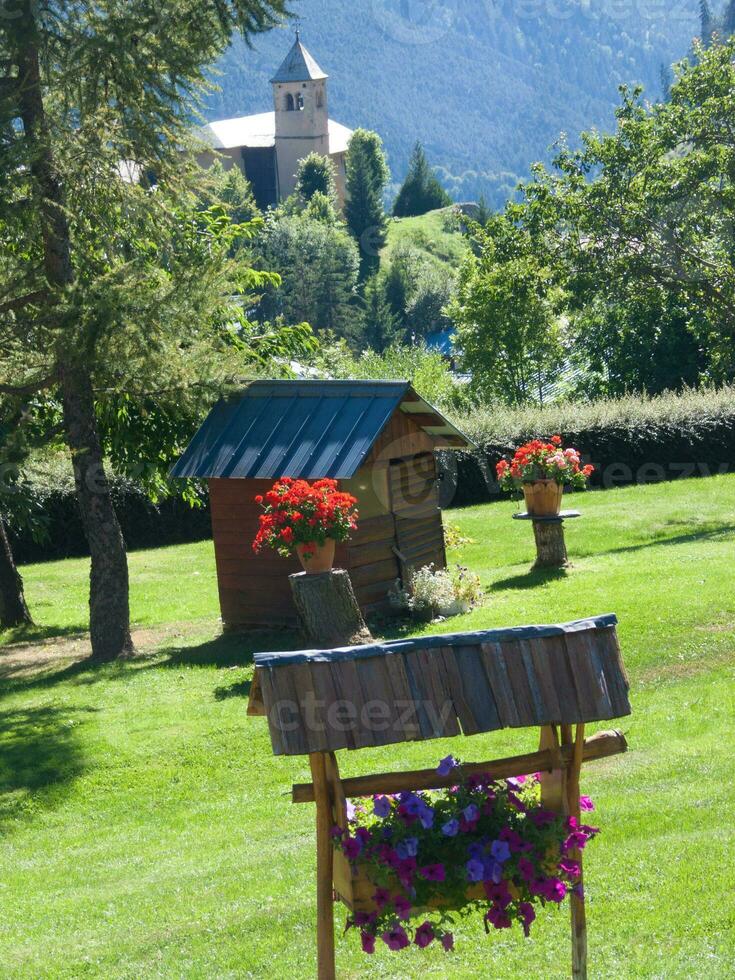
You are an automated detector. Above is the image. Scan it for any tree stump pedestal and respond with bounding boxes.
[289,568,373,649]
[512,510,581,570]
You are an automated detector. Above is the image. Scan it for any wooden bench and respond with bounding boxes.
[248,613,631,979]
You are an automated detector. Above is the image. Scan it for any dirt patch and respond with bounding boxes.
[0,621,221,680]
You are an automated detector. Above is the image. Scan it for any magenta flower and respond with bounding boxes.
[414,921,435,948]
[441,932,454,952]
[579,795,595,812]
[532,876,567,903]
[519,857,536,882]
[360,931,375,954]
[394,894,412,920]
[486,904,512,929]
[373,795,391,818]
[519,901,536,937]
[531,809,556,828]
[562,831,590,854]
[559,858,581,878]
[437,755,459,777]
[382,925,410,951]
[499,826,523,852]
[419,863,446,882]
[372,887,390,910]
[342,836,362,860]
[484,880,512,909]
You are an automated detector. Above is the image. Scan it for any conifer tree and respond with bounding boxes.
[344,129,390,279]
[296,152,338,206]
[393,142,452,217]
[360,276,400,352]
[0,0,287,661]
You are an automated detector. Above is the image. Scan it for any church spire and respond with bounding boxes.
[270,34,327,84]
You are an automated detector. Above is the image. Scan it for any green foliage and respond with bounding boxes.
[450,218,564,405]
[314,340,467,411]
[256,214,360,336]
[195,160,260,225]
[344,129,390,279]
[405,265,454,342]
[393,142,453,218]
[295,152,338,207]
[501,41,735,393]
[359,276,400,353]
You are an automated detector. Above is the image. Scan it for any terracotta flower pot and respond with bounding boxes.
[296,538,336,574]
[523,480,563,517]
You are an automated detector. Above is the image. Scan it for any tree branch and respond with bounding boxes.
[0,375,56,397]
[0,290,49,315]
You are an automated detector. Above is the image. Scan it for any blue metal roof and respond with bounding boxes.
[170,379,473,480]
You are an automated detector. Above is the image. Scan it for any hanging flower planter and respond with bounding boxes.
[497,436,595,516]
[332,757,599,956]
[252,478,358,571]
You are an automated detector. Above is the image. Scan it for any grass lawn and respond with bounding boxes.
[1,475,734,978]
[381,207,468,274]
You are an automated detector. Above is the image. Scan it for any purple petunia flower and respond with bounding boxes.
[417,801,435,829]
[361,931,375,954]
[490,839,511,864]
[559,858,581,878]
[518,857,536,882]
[518,901,536,937]
[437,755,459,777]
[382,925,410,951]
[466,858,484,882]
[414,921,435,948]
[419,863,446,882]
[395,837,418,860]
[342,836,362,860]
[373,795,391,818]
[486,904,512,929]
[463,803,480,823]
[394,894,412,920]
[579,795,595,811]
[441,932,454,952]
[441,818,460,837]
[372,887,390,910]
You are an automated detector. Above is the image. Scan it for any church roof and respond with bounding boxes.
[200,113,353,154]
[270,35,328,84]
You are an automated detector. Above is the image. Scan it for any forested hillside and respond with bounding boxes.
[207,0,704,205]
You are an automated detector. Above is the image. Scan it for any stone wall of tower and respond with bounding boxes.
[273,78,331,200]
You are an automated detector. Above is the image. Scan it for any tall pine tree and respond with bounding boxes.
[344,129,390,280]
[393,142,452,217]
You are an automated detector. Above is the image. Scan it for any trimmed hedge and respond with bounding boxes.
[443,386,735,507]
[9,476,212,564]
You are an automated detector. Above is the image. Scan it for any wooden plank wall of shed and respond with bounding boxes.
[207,411,447,629]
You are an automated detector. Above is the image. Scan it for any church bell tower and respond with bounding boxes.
[271,33,330,199]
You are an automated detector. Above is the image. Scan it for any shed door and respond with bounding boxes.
[389,453,446,581]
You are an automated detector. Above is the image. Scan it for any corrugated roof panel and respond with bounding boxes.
[170,380,473,480]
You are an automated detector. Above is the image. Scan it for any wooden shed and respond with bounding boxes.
[171,380,474,630]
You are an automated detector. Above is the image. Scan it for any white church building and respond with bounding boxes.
[198,34,354,209]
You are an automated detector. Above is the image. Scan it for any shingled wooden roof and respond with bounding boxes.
[249,615,631,756]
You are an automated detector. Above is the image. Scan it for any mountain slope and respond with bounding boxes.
[206,0,704,206]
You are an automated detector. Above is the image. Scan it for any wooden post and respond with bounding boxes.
[290,569,373,648]
[310,751,336,980]
[538,724,566,812]
[566,723,588,980]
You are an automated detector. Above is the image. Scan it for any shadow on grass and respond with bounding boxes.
[0,623,88,648]
[213,679,252,701]
[0,703,91,830]
[156,629,302,670]
[490,568,569,592]
[575,520,735,560]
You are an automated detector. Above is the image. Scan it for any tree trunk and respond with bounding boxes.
[532,520,569,569]
[0,517,32,629]
[15,17,134,661]
[289,570,373,649]
[60,365,134,662]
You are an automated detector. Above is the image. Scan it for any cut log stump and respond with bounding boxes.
[289,569,373,649]
[512,510,581,570]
